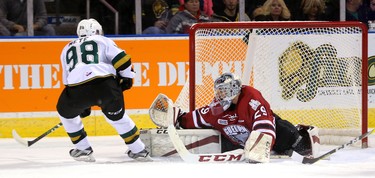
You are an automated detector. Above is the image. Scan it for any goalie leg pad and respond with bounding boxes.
[244,131,272,163]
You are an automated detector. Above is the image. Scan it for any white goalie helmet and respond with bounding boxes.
[76,18,103,37]
[210,72,242,115]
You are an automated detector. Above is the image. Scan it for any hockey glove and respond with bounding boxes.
[80,108,91,118]
[118,77,133,91]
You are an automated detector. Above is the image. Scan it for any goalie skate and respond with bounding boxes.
[69,147,95,162]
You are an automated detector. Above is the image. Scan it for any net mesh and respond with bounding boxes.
[176,22,366,145]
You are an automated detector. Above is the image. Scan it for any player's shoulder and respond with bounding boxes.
[241,85,264,99]
[88,35,106,41]
[241,85,259,93]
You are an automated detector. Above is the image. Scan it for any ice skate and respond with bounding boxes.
[127,149,152,162]
[69,147,95,162]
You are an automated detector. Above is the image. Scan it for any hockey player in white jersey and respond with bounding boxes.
[56,18,151,162]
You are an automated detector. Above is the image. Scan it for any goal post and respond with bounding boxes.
[175,21,368,147]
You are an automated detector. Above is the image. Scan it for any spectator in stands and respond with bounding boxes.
[0,0,55,36]
[166,0,210,34]
[261,0,291,21]
[295,0,327,21]
[211,0,251,22]
[247,0,266,19]
[118,0,136,34]
[247,0,298,21]
[81,0,118,35]
[368,0,375,20]
[346,0,367,24]
[252,6,268,21]
[117,0,180,35]
[366,0,375,30]
[181,0,213,16]
[324,0,340,21]
[0,22,9,36]
[143,0,180,34]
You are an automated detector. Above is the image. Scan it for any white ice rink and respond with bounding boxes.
[1,133,375,178]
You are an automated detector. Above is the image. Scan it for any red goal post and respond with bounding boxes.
[176,21,368,147]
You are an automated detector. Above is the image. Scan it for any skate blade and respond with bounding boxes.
[134,155,153,162]
[73,154,96,162]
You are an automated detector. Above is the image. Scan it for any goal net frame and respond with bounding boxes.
[182,21,368,148]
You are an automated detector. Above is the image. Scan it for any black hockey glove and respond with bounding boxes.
[118,77,133,91]
[80,108,91,118]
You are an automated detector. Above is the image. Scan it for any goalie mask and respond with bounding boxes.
[210,73,242,115]
[76,18,103,37]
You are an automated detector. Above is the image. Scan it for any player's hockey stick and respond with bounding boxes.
[12,122,63,147]
[291,128,374,164]
[167,125,290,163]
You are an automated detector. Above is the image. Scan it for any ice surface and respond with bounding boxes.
[1,133,375,178]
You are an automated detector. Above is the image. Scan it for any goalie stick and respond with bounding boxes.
[167,125,290,163]
[12,122,63,147]
[291,128,375,164]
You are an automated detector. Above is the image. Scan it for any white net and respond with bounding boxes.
[176,22,368,146]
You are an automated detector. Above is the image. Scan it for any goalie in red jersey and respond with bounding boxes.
[174,72,320,163]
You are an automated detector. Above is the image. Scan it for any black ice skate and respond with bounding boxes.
[69,147,95,162]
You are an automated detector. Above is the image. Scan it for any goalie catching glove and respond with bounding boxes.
[149,93,185,128]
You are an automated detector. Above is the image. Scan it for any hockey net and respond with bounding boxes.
[175,21,368,147]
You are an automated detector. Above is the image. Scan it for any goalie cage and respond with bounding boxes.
[173,21,369,148]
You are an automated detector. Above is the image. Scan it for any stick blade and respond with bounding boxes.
[12,129,29,147]
[167,125,200,162]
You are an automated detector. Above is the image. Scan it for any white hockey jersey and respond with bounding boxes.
[60,35,134,86]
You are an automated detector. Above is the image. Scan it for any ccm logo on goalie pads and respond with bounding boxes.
[244,130,272,163]
[198,154,243,162]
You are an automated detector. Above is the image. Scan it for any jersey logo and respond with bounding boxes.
[223,125,250,146]
[249,99,260,110]
[218,119,228,125]
[223,114,238,121]
[107,108,123,115]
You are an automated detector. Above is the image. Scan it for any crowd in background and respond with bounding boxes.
[0,0,375,36]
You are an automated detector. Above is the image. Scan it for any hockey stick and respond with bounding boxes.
[167,125,290,163]
[291,128,375,164]
[12,122,63,147]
